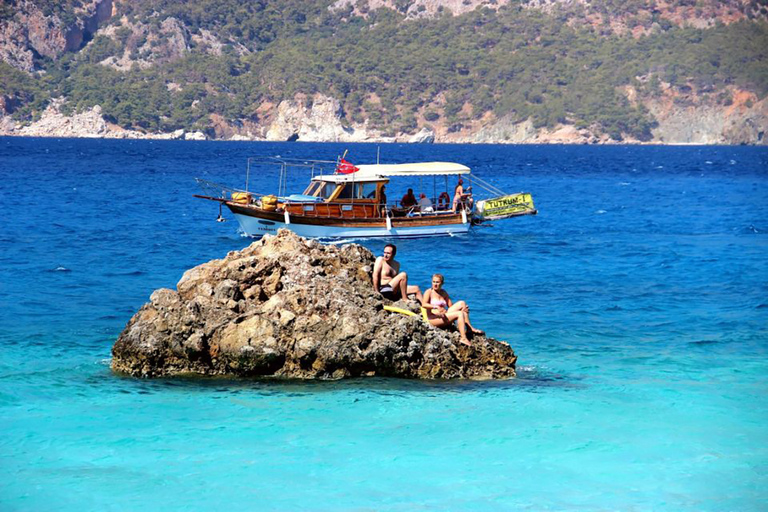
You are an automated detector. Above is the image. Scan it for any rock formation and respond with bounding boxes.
[409,127,436,143]
[112,230,517,380]
[647,88,768,145]
[265,95,394,143]
[0,0,113,72]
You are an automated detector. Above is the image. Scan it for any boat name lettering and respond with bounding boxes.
[484,194,533,215]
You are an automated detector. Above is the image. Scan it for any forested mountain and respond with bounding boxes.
[1,0,766,143]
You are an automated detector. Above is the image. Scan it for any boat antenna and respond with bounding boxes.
[377,146,380,164]
[246,157,251,192]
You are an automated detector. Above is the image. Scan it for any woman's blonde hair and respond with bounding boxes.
[432,273,444,284]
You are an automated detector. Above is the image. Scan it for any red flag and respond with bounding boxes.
[336,158,359,174]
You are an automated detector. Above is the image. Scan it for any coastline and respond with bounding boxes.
[2,92,766,145]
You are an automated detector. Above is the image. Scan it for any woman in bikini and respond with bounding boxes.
[421,273,483,346]
[452,178,464,212]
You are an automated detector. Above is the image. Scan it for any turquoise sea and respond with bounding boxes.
[1,138,767,510]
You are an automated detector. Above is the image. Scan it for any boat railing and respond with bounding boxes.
[281,200,466,220]
[196,179,469,220]
[195,178,268,200]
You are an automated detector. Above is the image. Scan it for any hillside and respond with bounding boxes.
[0,0,766,143]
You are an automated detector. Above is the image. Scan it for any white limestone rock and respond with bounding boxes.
[409,127,435,143]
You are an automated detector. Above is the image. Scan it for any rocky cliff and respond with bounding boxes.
[0,0,113,72]
[645,87,767,145]
[112,230,517,380]
[5,99,207,140]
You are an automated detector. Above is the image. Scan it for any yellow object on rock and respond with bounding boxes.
[383,305,429,322]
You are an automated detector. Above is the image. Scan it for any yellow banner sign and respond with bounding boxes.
[479,193,535,219]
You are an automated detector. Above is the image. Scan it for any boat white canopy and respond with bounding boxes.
[311,162,471,183]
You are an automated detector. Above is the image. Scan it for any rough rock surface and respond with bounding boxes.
[265,95,390,143]
[647,89,768,145]
[0,0,113,72]
[112,230,517,380]
[97,16,190,72]
[331,0,511,18]
[409,127,436,143]
[3,100,192,139]
[456,117,606,144]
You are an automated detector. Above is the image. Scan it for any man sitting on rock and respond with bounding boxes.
[373,244,422,302]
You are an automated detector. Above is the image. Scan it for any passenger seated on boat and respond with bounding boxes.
[421,273,483,347]
[417,193,433,213]
[373,244,422,302]
[463,186,474,210]
[400,189,417,209]
[437,191,450,210]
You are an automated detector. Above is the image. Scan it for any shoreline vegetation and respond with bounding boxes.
[1,0,766,145]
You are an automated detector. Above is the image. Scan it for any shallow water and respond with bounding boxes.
[1,138,767,510]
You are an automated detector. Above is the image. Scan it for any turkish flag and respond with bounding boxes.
[336,158,359,174]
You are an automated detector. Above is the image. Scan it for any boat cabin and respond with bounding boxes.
[302,175,387,203]
[282,174,389,219]
[281,162,471,219]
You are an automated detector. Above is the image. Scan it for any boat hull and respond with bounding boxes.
[228,204,471,239]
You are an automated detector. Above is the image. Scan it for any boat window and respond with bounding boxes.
[317,183,335,199]
[337,183,355,199]
[303,182,322,196]
[359,183,378,199]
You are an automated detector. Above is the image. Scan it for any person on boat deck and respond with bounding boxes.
[379,185,388,215]
[463,186,474,210]
[421,273,483,347]
[417,193,433,213]
[437,191,450,210]
[373,244,422,303]
[400,188,417,209]
[452,178,465,212]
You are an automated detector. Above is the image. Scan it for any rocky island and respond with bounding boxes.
[112,230,517,380]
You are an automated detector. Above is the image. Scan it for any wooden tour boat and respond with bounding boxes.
[195,156,536,240]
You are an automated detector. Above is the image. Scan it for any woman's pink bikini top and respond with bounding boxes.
[430,296,447,308]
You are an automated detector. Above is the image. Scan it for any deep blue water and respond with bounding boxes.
[1,138,767,510]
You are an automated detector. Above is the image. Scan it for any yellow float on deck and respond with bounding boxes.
[231,192,252,204]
